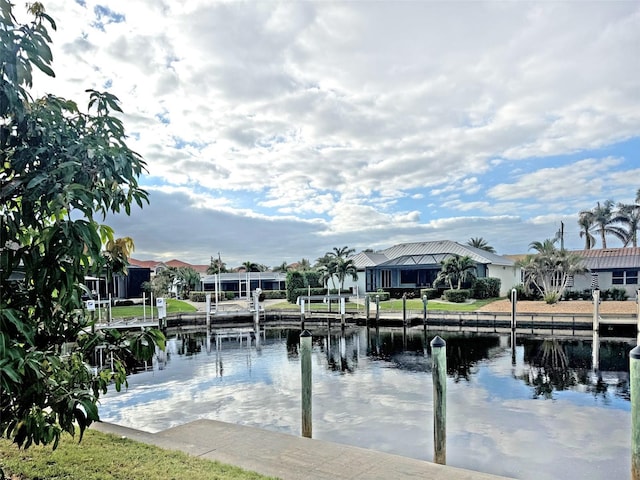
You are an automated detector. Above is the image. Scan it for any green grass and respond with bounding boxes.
[267,298,501,312]
[379,298,500,311]
[0,429,276,480]
[101,298,197,320]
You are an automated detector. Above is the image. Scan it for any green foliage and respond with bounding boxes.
[420,288,440,299]
[261,290,286,300]
[471,277,501,299]
[543,292,560,304]
[443,289,471,303]
[303,270,322,288]
[435,255,477,290]
[286,271,305,303]
[189,291,207,302]
[606,287,628,301]
[367,291,390,301]
[0,2,163,450]
[293,288,327,301]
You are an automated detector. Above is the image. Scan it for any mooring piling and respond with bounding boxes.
[631,345,640,480]
[593,289,600,333]
[422,295,428,334]
[300,330,312,438]
[431,335,446,465]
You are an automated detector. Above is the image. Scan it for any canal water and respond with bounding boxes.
[99,327,633,480]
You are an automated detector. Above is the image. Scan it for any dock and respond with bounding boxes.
[93,419,514,480]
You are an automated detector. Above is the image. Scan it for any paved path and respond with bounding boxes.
[93,420,513,480]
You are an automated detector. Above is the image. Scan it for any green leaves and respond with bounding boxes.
[0,1,158,451]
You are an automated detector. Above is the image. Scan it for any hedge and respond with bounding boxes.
[420,288,440,300]
[366,291,390,301]
[471,277,501,299]
[443,289,471,303]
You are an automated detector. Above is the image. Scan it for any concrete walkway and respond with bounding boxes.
[93,419,514,480]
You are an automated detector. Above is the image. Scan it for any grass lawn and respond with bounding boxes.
[0,429,275,480]
[103,298,197,320]
[267,298,501,312]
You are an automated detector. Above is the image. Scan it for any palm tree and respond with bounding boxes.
[175,266,200,298]
[616,200,640,248]
[577,211,596,250]
[297,258,312,271]
[466,237,496,253]
[517,238,587,303]
[435,255,477,290]
[273,261,290,272]
[241,261,263,272]
[580,200,627,249]
[207,256,228,274]
[334,257,358,291]
[315,254,337,291]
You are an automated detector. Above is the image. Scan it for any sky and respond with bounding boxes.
[21,0,640,268]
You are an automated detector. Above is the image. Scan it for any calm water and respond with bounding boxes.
[99,327,633,480]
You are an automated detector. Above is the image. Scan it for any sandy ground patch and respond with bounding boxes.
[477,299,638,315]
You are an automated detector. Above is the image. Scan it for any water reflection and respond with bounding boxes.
[99,327,632,480]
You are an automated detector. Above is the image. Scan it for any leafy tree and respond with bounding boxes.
[517,239,587,304]
[100,236,135,295]
[435,255,477,290]
[0,2,163,450]
[285,270,305,303]
[466,237,496,253]
[241,261,265,272]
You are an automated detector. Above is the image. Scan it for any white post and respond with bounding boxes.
[108,293,112,324]
[253,288,261,348]
[593,289,600,333]
[143,292,146,321]
[215,274,219,310]
[636,289,640,345]
[150,292,154,323]
[97,291,102,324]
[206,293,211,331]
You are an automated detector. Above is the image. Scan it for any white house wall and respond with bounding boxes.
[486,265,521,297]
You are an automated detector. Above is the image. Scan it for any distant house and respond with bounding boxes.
[571,247,640,298]
[200,271,287,299]
[347,240,518,297]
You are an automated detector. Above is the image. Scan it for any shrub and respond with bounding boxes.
[224,291,235,300]
[293,288,328,301]
[114,299,135,307]
[189,291,207,302]
[286,271,305,303]
[262,290,287,299]
[303,271,322,288]
[367,291,390,301]
[511,284,541,301]
[606,287,628,301]
[420,288,440,300]
[444,289,470,303]
[543,292,560,304]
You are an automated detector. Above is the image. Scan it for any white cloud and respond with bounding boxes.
[17,0,640,263]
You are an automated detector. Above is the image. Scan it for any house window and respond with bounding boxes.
[381,269,391,288]
[612,270,638,285]
[400,270,417,284]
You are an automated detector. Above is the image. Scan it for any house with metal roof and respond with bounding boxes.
[346,240,519,297]
[571,247,640,298]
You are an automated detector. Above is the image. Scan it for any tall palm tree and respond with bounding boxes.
[297,258,311,271]
[580,200,626,249]
[273,261,290,272]
[241,261,262,272]
[577,211,596,250]
[466,237,496,253]
[334,257,358,291]
[616,199,640,248]
[175,266,200,298]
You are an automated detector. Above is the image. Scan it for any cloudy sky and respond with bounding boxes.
[23,0,640,267]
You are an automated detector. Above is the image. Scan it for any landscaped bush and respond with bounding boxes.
[293,288,328,301]
[114,299,135,307]
[262,289,287,299]
[189,291,207,302]
[471,278,501,299]
[224,291,235,300]
[443,289,470,303]
[510,284,542,301]
[605,287,628,301]
[286,271,305,303]
[420,288,440,300]
[562,290,582,301]
[367,291,390,302]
